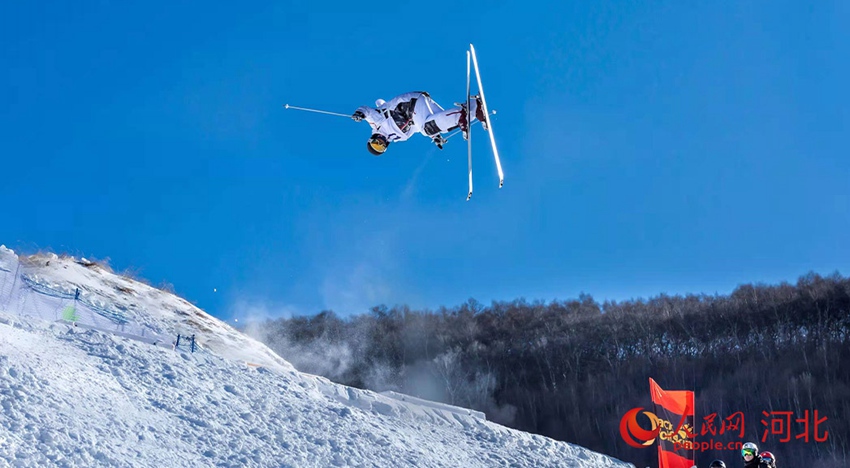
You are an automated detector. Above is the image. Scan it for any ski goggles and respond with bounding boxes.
[741,448,757,457]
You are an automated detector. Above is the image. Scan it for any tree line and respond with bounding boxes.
[252,272,850,468]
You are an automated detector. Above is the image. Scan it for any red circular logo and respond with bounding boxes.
[620,407,660,448]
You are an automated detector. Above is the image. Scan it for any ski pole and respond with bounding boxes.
[283,104,351,118]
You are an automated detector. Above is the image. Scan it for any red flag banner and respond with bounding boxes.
[649,378,695,468]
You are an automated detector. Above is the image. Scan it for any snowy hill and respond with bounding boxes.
[0,246,634,467]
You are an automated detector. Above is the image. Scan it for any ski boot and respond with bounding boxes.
[471,95,488,130]
[454,103,471,140]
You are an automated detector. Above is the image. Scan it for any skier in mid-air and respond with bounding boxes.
[284,44,502,198]
[351,91,488,155]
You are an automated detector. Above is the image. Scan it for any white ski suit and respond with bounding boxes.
[355,92,480,143]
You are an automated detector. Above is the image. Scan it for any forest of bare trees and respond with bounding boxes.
[251,272,850,468]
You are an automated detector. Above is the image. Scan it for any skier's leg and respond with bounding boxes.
[412,95,443,132]
[420,106,465,137]
[418,94,445,115]
[418,103,457,148]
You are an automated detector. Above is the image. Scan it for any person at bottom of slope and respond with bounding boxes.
[351,91,488,155]
[741,442,770,468]
[759,451,776,468]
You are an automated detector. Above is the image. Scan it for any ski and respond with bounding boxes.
[466,50,473,201]
[469,44,504,188]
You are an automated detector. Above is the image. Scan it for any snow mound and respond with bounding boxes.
[0,246,634,467]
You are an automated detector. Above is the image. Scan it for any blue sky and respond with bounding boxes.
[2,1,848,321]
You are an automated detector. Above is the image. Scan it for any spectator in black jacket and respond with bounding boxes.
[742,442,769,468]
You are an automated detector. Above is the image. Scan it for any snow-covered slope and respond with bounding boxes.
[0,246,633,467]
[0,247,292,372]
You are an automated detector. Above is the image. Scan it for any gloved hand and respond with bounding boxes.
[352,111,365,122]
[432,135,447,150]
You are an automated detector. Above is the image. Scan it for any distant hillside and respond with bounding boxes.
[253,272,850,468]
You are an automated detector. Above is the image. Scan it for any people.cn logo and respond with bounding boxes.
[620,407,660,448]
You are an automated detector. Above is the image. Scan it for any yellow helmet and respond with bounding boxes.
[367,134,389,156]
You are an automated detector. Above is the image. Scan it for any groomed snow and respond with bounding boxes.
[0,246,633,467]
